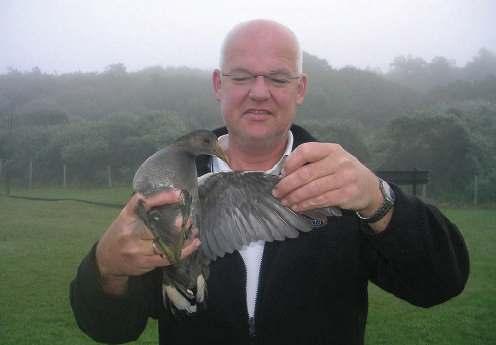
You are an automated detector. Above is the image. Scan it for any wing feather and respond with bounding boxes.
[198,172,317,260]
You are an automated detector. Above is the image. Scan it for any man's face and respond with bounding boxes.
[212,27,307,147]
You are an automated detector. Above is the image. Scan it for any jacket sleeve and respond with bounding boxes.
[69,244,163,344]
[361,185,470,307]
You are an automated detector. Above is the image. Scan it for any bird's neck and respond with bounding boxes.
[168,147,197,171]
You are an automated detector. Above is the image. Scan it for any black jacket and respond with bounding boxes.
[70,125,469,345]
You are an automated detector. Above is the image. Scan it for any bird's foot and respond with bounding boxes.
[163,285,198,315]
[162,273,207,317]
[196,274,207,304]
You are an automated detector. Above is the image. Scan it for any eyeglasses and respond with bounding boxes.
[222,71,301,88]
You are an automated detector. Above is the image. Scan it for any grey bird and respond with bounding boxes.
[133,129,341,316]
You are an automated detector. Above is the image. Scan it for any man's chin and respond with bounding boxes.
[239,127,287,147]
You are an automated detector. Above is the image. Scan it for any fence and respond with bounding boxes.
[0,160,485,205]
[0,159,135,192]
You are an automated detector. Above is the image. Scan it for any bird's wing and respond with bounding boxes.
[198,171,314,260]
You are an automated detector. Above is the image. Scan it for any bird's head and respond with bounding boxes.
[175,130,230,165]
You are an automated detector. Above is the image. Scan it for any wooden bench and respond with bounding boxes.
[375,170,429,196]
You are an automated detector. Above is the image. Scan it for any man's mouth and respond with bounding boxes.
[243,109,272,116]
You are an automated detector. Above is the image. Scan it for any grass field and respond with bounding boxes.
[0,187,494,345]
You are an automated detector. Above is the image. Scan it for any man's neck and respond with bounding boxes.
[226,134,289,171]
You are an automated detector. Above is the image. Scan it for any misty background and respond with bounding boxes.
[1,0,496,203]
[2,0,496,73]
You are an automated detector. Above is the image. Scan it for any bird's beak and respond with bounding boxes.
[214,143,230,167]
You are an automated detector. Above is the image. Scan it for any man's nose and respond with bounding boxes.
[248,75,270,101]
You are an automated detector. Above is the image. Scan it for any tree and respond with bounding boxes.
[301,120,370,163]
[104,63,127,76]
[378,114,480,199]
[464,48,496,81]
[428,56,458,87]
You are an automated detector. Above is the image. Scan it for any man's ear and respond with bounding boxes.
[296,73,308,105]
[212,69,222,101]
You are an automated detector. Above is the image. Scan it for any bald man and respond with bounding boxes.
[70,19,469,345]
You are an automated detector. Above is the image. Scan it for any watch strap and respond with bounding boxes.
[355,178,395,223]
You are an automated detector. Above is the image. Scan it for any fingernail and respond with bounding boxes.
[292,204,300,212]
[194,239,201,247]
[272,189,279,198]
[280,168,286,177]
[280,199,288,206]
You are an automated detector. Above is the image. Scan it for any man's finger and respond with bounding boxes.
[274,160,327,198]
[278,174,342,207]
[142,189,182,210]
[148,238,201,268]
[138,224,157,240]
[144,254,172,267]
[282,142,335,175]
[121,193,143,217]
[291,188,344,212]
[274,151,346,199]
[181,238,201,259]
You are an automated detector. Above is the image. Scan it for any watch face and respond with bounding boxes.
[381,180,395,203]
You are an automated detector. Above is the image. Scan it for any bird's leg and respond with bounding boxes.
[136,198,178,264]
[135,199,149,226]
[178,190,192,227]
[136,200,163,244]
[173,189,192,262]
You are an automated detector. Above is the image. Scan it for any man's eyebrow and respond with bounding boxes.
[226,67,251,73]
[226,67,294,75]
[268,68,294,75]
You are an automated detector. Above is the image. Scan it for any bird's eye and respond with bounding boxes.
[203,138,210,144]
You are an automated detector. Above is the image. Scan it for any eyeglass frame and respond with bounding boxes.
[221,70,302,88]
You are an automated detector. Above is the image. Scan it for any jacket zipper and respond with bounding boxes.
[248,244,265,339]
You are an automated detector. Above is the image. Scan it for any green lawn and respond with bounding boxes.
[0,188,494,344]
[366,208,496,345]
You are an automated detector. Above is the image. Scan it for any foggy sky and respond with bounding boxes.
[1,0,495,74]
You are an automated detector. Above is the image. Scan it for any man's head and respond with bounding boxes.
[219,20,303,74]
[212,19,307,149]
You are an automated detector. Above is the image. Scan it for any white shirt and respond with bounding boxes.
[210,131,294,318]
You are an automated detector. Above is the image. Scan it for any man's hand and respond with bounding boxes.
[272,142,392,232]
[95,190,201,296]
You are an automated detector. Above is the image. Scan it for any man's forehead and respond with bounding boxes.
[223,32,299,71]
[226,24,297,53]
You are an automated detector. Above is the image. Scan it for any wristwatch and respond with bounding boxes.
[355,178,395,223]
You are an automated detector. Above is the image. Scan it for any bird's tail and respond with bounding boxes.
[161,251,209,317]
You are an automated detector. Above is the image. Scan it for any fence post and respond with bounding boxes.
[63,164,67,188]
[473,174,478,206]
[4,160,10,196]
[412,169,418,196]
[107,165,112,188]
[28,160,33,189]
